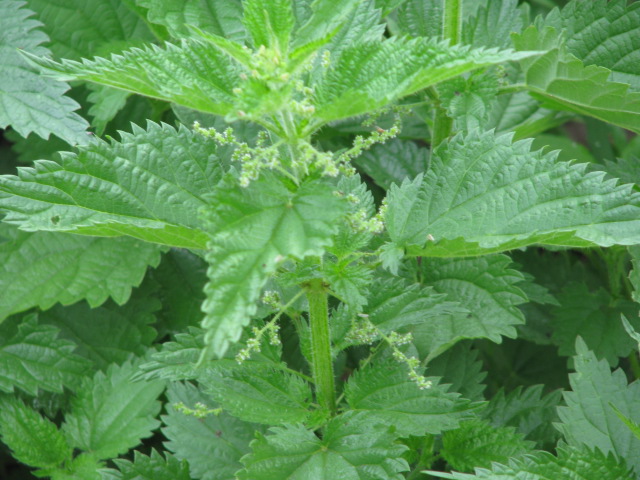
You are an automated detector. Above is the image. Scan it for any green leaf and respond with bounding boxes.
[485,68,565,138]
[462,0,523,49]
[202,175,347,357]
[293,0,364,49]
[25,0,153,60]
[53,454,102,480]
[39,297,159,371]
[304,0,385,59]
[4,129,67,164]
[140,326,285,382]
[86,85,131,136]
[437,71,500,133]
[62,361,165,460]
[557,338,640,473]
[427,342,487,402]
[238,411,409,480]
[542,0,640,89]
[513,26,640,134]
[313,38,537,122]
[621,314,640,350]
[0,314,90,394]
[478,339,569,395]
[187,25,254,68]
[0,122,220,249]
[354,138,428,190]
[324,259,371,310]
[150,249,207,334]
[199,364,313,425]
[393,0,443,39]
[385,131,640,257]
[374,0,407,18]
[0,224,163,319]
[603,157,640,188]
[328,174,377,258]
[162,382,262,480]
[27,0,154,132]
[345,360,477,437]
[0,0,88,144]
[101,450,190,480]
[0,395,72,470]
[411,255,527,359]
[138,328,206,381]
[481,385,561,447]
[367,277,467,334]
[27,39,240,117]
[138,0,245,41]
[441,419,534,472]
[551,283,640,366]
[243,0,294,50]
[428,445,635,480]
[610,403,640,443]
[511,248,603,299]
[531,133,596,164]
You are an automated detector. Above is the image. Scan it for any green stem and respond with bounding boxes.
[306,277,336,414]
[443,0,462,46]
[629,352,640,380]
[431,0,462,149]
[497,83,528,95]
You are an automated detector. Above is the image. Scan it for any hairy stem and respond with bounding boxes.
[431,0,462,150]
[306,277,336,414]
[443,0,462,46]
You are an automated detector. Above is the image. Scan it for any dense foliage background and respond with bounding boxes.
[1,0,640,478]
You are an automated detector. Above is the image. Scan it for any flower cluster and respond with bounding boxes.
[387,333,432,390]
[346,316,432,390]
[334,123,401,169]
[261,290,282,309]
[347,208,385,235]
[193,121,282,187]
[173,401,221,418]
[236,327,263,363]
[235,320,282,363]
[345,313,379,344]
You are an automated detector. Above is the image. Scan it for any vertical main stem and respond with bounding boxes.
[306,277,336,414]
[432,0,462,150]
[443,0,462,46]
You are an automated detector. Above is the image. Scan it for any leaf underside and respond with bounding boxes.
[514,25,640,133]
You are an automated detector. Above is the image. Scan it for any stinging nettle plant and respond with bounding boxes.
[2,0,640,478]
